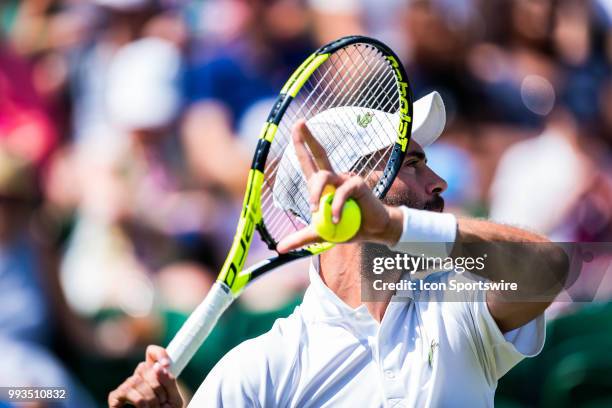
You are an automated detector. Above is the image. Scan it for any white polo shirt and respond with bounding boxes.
[190,261,545,407]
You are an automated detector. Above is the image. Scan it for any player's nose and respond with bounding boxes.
[426,168,448,196]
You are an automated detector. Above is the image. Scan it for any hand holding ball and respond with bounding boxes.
[312,186,362,243]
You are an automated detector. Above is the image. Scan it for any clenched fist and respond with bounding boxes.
[108,345,183,408]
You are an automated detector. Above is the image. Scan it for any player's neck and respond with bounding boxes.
[319,245,391,322]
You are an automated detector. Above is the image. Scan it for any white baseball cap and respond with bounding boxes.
[273,91,446,224]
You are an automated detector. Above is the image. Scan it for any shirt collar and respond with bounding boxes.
[301,257,397,338]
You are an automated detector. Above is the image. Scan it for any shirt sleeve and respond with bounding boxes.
[471,287,546,380]
[188,321,294,407]
[188,342,263,407]
[450,273,546,382]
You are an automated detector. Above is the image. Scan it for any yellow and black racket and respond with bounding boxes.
[167,35,413,375]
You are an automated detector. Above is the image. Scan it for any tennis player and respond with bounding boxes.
[109,93,568,407]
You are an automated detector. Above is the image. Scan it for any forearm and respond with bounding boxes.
[452,217,568,298]
[386,207,568,299]
[386,207,569,331]
[455,217,546,244]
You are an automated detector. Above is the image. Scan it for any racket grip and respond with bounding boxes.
[166,281,234,376]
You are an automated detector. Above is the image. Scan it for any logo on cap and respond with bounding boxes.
[357,112,374,128]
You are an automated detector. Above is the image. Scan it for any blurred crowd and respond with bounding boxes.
[0,0,610,406]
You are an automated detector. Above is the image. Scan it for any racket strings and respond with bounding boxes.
[284,46,399,179]
[264,50,398,238]
[333,55,399,174]
[262,54,390,238]
[268,48,395,202]
[302,49,397,171]
[260,44,401,244]
[261,47,384,237]
[263,46,398,241]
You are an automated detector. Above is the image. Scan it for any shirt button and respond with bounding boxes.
[384,370,395,379]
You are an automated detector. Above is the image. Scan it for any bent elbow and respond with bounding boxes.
[546,244,570,294]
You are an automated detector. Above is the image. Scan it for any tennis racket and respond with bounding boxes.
[166,35,414,376]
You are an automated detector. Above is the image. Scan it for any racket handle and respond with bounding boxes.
[166,281,234,376]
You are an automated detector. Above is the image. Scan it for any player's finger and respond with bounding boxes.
[108,386,128,408]
[155,362,183,407]
[295,120,333,172]
[132,373,159,408]
[140,362,168,404]
[292,120,318,179]
[110,378,149,408]
[331,176,366,223]
[277,226,323,253]
[307,171,345,211]
[145,345,171,367]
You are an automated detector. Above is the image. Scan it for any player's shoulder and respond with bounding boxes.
[193,308,305,405]
[211,306,305,374]
[234,305,305,362]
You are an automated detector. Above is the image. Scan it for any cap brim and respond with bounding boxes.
[411,91,446,148]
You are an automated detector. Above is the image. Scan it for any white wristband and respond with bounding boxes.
[388,207,457,258]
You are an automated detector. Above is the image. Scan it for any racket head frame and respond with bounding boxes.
[218,35,414,296]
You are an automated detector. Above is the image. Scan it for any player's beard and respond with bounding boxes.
[383,189,445,212]
[358,189,445,292]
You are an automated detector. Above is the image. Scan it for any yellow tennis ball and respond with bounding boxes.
[312,191,362,243]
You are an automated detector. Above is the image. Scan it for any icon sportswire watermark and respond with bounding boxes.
[359,242,612,303]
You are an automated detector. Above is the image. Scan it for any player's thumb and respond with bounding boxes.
[146,345,171,367]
